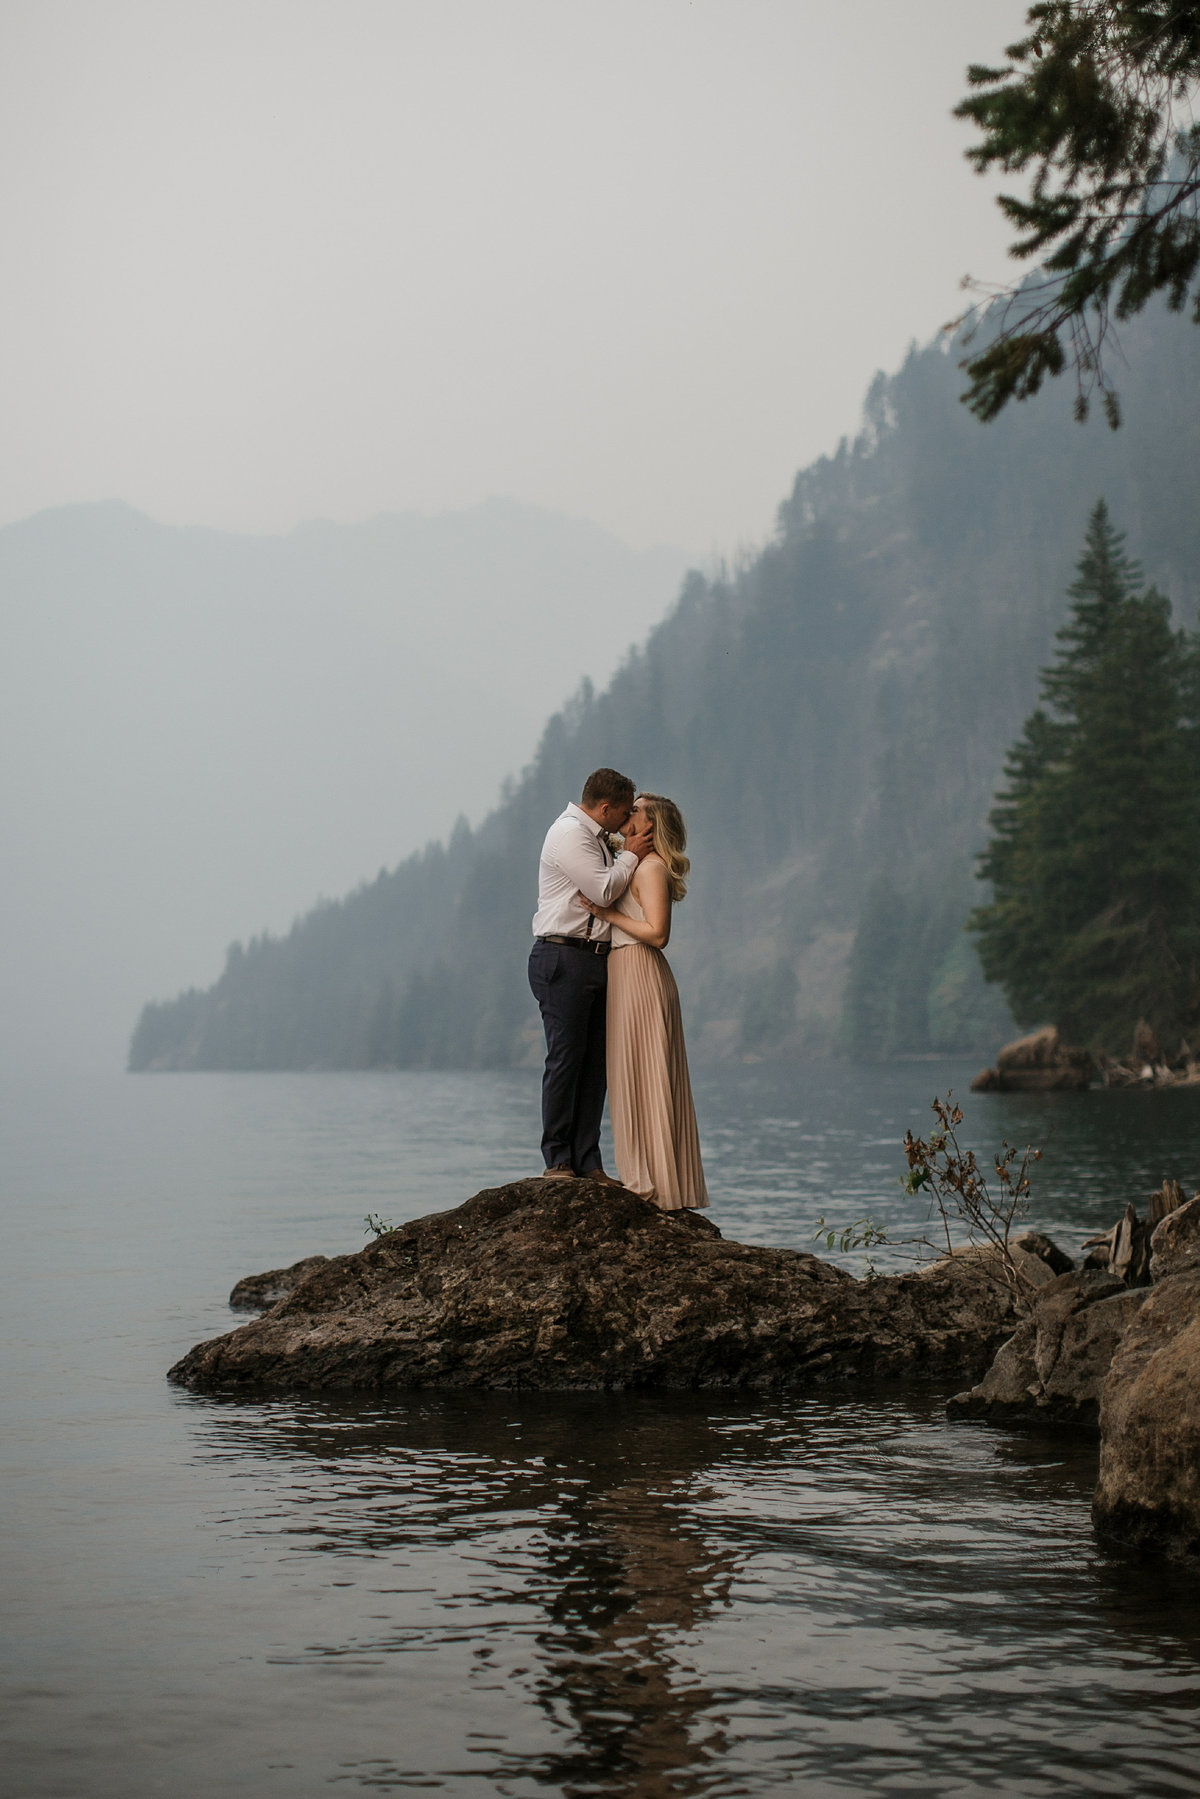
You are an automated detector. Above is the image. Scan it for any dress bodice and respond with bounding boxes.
[611,883,646,949]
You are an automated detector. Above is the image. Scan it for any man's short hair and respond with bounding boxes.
[581,767,636,809]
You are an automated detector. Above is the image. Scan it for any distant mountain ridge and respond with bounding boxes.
[129,305,1200,1071]
[0,496,686,1069]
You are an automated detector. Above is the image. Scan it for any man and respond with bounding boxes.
[529,768,653,1180]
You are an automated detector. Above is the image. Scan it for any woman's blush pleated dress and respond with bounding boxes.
[606,888,709,1209]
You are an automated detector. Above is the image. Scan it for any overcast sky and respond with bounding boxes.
[2,0,1029,557]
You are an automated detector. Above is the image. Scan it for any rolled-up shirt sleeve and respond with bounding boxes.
[532,805,641,939]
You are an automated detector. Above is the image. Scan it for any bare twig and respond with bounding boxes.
[903,1094,1044,1312]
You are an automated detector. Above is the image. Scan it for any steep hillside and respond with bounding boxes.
[130,306,1200,1070]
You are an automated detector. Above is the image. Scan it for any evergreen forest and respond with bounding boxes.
[129,305,1200,1072]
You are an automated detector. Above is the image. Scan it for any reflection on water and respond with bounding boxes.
[4,1063,1200,1797]
[153,1389,1200,1798]
[194,1397,738,1796]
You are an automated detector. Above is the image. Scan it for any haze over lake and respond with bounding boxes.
[0,500,686,1072]
[7,4,1200,1791]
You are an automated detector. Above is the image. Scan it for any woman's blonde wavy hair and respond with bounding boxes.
[636,793,690,901]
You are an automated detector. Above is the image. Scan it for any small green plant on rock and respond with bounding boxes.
[364,1212,398,1238]
[811,1216,890,1278]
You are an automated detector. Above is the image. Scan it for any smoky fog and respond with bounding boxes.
[2,0,1031,1072]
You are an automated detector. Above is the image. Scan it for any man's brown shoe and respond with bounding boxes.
[586,1169,625,1188]
[541,1164,577,1179]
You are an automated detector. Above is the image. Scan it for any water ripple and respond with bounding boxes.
[5,1065,1200,1796]
[152,1389,1200,1798]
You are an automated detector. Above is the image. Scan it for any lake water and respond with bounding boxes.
[5,1059,1200,1797]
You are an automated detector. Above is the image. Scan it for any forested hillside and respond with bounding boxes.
[130,306,1200,1071]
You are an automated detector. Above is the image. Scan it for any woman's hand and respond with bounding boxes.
[578,892,616,924]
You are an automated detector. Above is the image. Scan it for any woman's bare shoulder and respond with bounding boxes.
[631,854,669,893]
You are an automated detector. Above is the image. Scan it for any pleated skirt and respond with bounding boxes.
[607,943,709,1210]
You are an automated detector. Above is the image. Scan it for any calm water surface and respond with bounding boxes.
[4,1060,1200,1797]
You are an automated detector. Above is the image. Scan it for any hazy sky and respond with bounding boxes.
[2,0,1028,556]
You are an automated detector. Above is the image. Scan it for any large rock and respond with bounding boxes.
[924,1232,1073,1300]
[971,1025,1094,1093]
[1148,1193,1200,1281]
[947,1270,1147,1429]
[1093,1269,1200,1562]
[169,1179,1022,1395]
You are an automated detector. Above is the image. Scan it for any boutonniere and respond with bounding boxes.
[605,833,625,857]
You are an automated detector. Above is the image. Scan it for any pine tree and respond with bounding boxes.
[971,501,1200,1052]
[957,1,1200,422]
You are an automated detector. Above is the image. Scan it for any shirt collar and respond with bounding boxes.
[566,801,603,838]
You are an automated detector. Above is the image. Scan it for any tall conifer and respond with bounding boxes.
[971,502,1200,1052]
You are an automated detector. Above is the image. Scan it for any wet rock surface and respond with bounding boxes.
[171,1179,1021,1395]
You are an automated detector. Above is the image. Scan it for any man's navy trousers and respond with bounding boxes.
[527,938,608,1175]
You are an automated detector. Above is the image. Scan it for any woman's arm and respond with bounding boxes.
[579,858,672,948]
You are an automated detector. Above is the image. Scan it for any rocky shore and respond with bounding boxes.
[970,1025,1094,1092]
[172,1175,1200,1563]
[946,1182,1200,1563]
[971,1021,1200,1093]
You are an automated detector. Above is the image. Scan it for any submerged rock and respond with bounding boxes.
[170,1179,1020,1395]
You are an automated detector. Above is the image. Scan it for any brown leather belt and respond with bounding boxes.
[536,934,611,957]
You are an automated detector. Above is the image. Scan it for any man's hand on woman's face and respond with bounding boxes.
[622,824,654,861]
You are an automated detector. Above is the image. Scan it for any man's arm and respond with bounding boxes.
[553,826,639,906]
[581,860,671,947]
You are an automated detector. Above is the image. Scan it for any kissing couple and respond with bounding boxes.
[528,767,709,1210]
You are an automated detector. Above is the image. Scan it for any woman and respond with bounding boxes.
[579,794,709,1210]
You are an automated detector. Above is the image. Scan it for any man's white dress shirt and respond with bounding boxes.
[532,802,638,943]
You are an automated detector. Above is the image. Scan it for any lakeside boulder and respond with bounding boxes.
[971,1025,1094,1093]
[170,1178,1027,1395]
[947,1182,1194,1433]
[943,1184,1200,1562]
[972,1019,1200,1093]
[947,1270,1146,1430]
[1098,1020,1200,1089]
[1093,1197,1200,1562]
